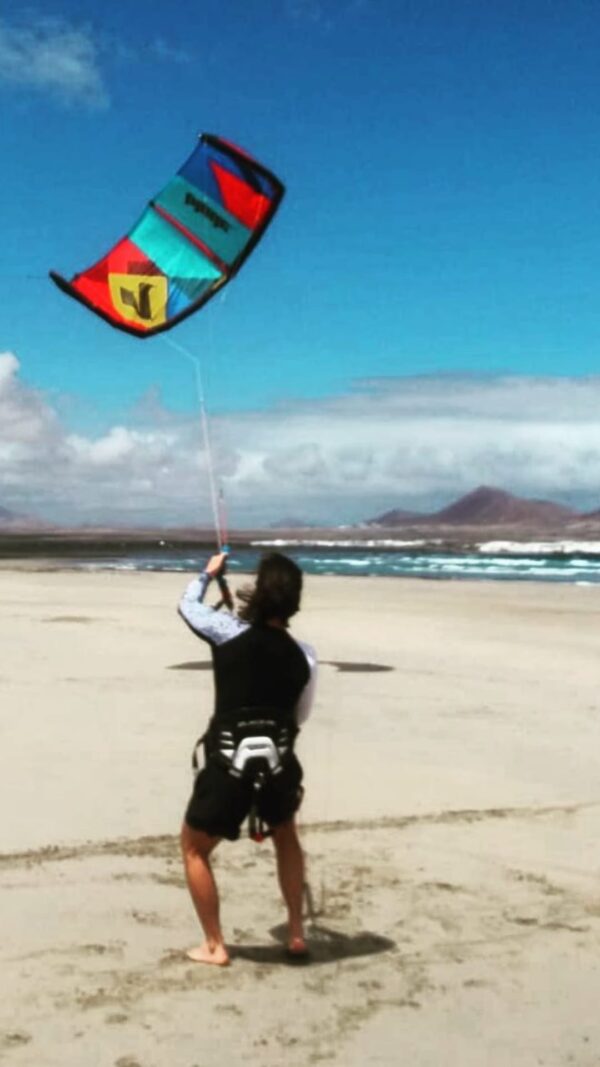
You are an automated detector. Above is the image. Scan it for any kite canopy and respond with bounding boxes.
[50,134,285,338]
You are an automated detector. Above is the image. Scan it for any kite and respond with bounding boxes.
[50,134,285,338]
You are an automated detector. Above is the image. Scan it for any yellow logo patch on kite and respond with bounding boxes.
[109,273,168,327]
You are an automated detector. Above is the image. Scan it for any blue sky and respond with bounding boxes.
[2,1,600,525]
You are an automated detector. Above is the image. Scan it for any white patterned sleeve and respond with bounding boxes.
[178,574,247,646]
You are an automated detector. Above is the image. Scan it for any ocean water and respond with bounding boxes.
[68,538,600,586]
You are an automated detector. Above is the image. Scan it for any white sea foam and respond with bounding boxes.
[478,540,600,556]
[79,561,137,572]
[53,540,600,585]
[251,538,431,549]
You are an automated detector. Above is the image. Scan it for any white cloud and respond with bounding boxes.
[0,16,108,108]
[67,425,178,468]
[0,17,193,110]
[2,352,600,526]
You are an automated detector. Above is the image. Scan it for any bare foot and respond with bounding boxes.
[286,936,309,958]
[186,943,230,966]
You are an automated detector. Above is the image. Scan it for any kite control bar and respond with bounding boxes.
[215,574,234,611]
[205,547,234,612]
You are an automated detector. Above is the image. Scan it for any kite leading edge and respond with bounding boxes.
[49,134,285,338]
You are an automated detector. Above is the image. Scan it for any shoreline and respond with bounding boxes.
[4,554,600,584]
[2,557,600,595]
[3,535,600,588]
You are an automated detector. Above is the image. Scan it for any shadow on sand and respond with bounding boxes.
[169,660,394,674]
[230,924,396,966]
[168,660,213,671]
[320,660,394,673]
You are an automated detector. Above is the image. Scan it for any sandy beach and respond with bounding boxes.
[2,568,600,1066]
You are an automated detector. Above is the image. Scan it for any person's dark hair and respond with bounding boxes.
[237,552,303,626]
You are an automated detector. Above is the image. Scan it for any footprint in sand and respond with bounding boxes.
[1,1032,32,1048]
[43,616,94,624]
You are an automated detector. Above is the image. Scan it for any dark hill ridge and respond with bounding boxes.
[368,507,423,525]
[1,487,598,540]
[269,517,320,529]
[0,505,51,529]
[367,486,581,527]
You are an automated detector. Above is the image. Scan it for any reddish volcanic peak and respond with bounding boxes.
[365,487,580,528]
[430,486,578,526]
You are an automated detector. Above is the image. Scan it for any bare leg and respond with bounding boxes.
[180,822,230,965]
[272,819,306,952]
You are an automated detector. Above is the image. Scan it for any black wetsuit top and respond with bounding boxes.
[212,624,310,720]
[178,573,316,727]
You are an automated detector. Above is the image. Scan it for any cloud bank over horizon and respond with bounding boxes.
[2,352,600,526]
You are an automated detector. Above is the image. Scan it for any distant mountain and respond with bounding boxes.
[430,486,578,526]
[366,486,580,527]
[269,517,319,529]
[367,507,422,526]
[0,505,31,526]
[0,505,51,530]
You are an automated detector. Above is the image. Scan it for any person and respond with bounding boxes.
[178,550,317,966]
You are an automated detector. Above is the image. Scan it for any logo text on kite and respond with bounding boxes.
[120,282,154,320]
[184,192,230,232]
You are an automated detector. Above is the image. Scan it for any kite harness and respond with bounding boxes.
[192,707,299,841]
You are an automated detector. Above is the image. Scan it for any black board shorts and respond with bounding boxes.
[185,755,304,841]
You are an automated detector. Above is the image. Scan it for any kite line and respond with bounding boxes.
[164,335,225,551]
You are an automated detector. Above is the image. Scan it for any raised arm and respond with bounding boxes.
[178,556,247,647]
